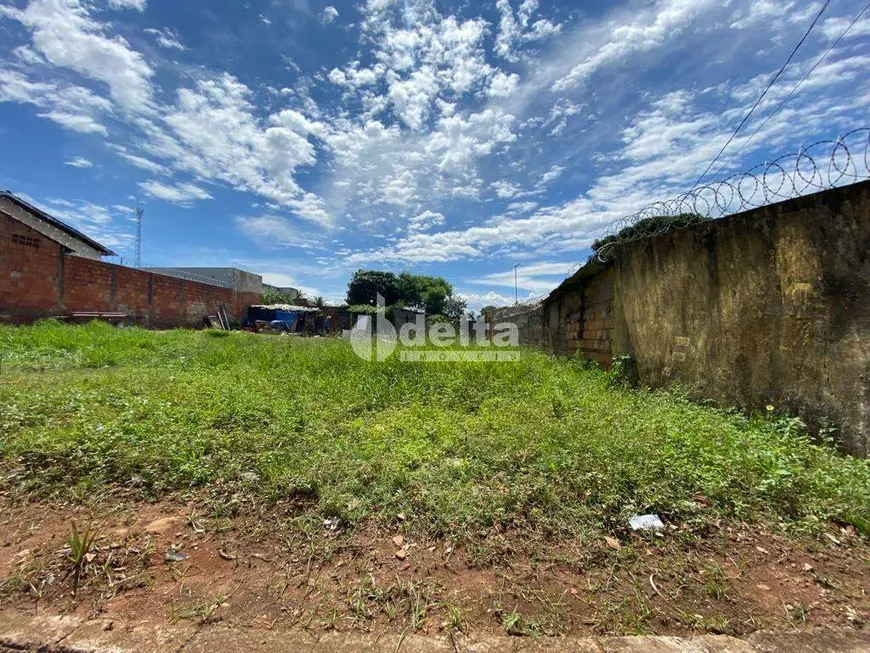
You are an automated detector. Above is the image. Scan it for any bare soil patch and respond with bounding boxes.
[1,496,867,639]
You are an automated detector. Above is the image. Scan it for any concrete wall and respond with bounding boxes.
[485,181,870,454]
[612,180,870,455]
[544,264,614,365]
[0,210,261,326]
[489,304,544,348]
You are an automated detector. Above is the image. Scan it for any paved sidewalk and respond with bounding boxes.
[0,610,868,652]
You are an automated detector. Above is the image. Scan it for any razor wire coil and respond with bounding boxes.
[596,128,870,261]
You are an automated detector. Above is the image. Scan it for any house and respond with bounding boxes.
[0,190,116,260]
[0,191,262,325]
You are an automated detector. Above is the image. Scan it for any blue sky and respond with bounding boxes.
[0,0,868,307]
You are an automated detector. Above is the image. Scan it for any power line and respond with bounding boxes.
[691,0,831,190]
[711,0,870,179]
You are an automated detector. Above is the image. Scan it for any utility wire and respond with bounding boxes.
[690,0,832,190]
[710,0,870,179]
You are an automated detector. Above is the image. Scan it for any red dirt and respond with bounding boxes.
[1,497,868,638]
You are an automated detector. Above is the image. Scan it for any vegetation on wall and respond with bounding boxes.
[261,288,305,305]
[591,213,709,254]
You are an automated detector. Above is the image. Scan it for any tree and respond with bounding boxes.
[312,295,326,309]
[346,269,459,315]
[442,293,467,321]
[262,289,294,305]
[346,270,399,306]
[395,272,452,314]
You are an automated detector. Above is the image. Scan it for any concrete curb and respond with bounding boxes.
[0,611,868,653]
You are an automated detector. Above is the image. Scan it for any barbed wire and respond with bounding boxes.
[487,295,547,318]
[596,127,870,262]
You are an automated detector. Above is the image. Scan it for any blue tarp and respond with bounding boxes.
[273,310,298,330]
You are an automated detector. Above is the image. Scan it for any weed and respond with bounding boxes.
[702,563,727,601]
[65,522,97,595]
[444,603,465,632]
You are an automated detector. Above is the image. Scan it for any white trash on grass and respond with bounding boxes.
[629,514,664,531]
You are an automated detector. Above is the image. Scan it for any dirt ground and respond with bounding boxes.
[0,496,868,639]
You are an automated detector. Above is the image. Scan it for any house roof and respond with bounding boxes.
[251,304,319,313]
[0,190,116,256]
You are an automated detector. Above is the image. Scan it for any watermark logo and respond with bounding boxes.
[348,294,519,362]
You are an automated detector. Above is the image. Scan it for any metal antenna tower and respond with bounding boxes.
[134,198,143,268]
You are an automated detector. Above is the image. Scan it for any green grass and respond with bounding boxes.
[1,321,868,540]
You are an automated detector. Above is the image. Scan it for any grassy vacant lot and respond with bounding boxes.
[2,321,868,536]
[1,321,869,636]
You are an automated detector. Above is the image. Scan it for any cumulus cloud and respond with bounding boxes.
[487,71,519,98]
[408,210,446,232]
[320,6,339,25]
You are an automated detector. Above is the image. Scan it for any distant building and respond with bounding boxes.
[0,190,116,260]
[144,267,262,294]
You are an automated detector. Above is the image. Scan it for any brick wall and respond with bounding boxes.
[0,209,261,327]
[0,213,64,321]
[573,267,614,366]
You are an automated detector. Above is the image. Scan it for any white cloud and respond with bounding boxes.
[320,6,339,25]
[492,179,523,199]
[65,156,93,168]
[457,290,516,312]
[0,69,112,135]
[820,14,870,41]
[236,215,305,247]
[17,194,134,251]
[494,0,521,60]
[469,261,575,293]
[2,0,154,111]
[408,209,445,232]
[107,0,146,11]
[552,0,719,91]
[538,164,564,186]
[494,0,560,61]
[487,71,519,98]
[342,44,870,266]
[113,148,169,174]
[143,27,185,51]
[138,180,213,204]
[130,74,327,221]
[39,110,107,134]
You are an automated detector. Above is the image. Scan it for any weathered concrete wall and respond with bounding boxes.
[544,264,614,365]
[612,180,870,455]
[489,303,544,347]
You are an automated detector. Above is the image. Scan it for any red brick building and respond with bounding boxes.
[0,191,261,326]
